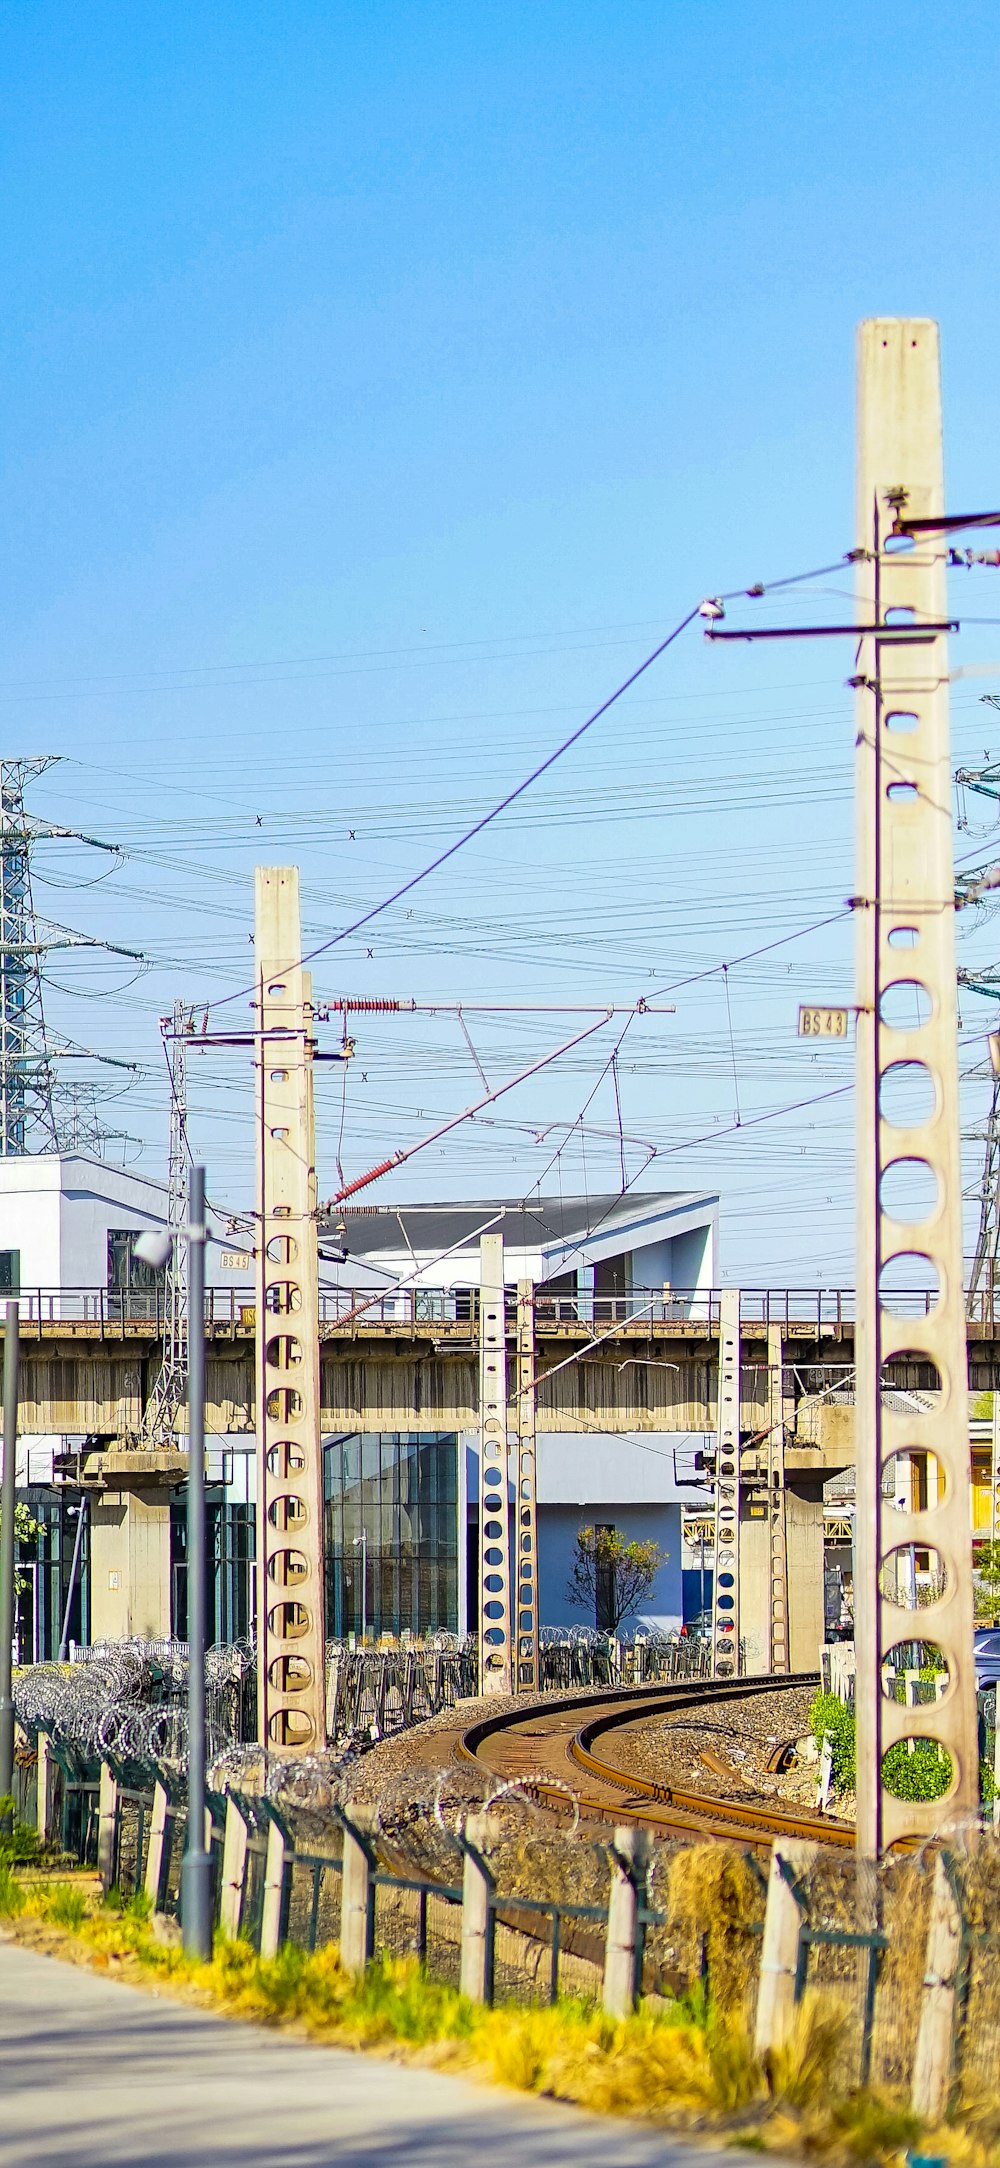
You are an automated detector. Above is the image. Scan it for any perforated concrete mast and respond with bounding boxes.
[854,320,977,1851]
[254,868,326,1753]
[478,1231,513,1694]
[710,1290,741,1675]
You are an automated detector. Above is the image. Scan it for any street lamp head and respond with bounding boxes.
[133,1228,173,1271]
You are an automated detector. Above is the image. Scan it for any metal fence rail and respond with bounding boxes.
[32,1723,1000,2119]
[4,1282,952,1332]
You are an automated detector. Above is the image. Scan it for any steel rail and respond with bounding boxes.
[458,1673,858,1852]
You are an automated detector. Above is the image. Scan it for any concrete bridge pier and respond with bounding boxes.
[84,1448,186,1643]
[738,1477,827,1677]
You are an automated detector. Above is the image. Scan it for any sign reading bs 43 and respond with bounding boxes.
[797,1004,850,1039]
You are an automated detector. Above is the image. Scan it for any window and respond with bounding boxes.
[107,1230,162,1295]
[537,1270,577,1321]
[324,1432,459,1637]
[0,1251,20,1298]
[594,1254,631,1321]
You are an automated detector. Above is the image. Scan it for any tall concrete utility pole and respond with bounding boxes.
[854,319,977,1851]
[478,1231,512,1694]
[515,1280,539,1690]
[255,868,326,1754]
[710,1289,741,1676]
[765,1324,790,1674]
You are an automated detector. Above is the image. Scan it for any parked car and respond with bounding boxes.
[974,1628,1000,1691]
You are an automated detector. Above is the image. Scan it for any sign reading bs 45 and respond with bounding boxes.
[797,1004,850,1039]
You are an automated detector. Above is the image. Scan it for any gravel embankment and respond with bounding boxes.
[607,1684,821,1807]
[341,1679,829,1820]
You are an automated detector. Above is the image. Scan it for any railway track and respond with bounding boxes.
[458,1671,856,1851]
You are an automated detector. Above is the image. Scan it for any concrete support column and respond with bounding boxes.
[785,1484,826,1673]
[740,1480,825,1676]
[89,1488,173,1642]
[737,1505,769,1677]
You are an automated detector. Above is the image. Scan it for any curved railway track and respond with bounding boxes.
[457,1671,856,1851]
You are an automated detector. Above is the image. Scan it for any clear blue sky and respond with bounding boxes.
[2,4,1000,1282]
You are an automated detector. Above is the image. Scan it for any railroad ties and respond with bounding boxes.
[457,1676,857,1853]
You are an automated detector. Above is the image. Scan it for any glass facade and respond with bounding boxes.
[171,1495,256,1645]
[18,1490,90,1661]
[324,1432,459,1638]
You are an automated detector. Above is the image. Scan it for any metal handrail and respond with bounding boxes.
[3,1281,960,1330]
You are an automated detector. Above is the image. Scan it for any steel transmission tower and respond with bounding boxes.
[0,758,142,1157]
[140,1005,190,1445]
[0,761,59,1152]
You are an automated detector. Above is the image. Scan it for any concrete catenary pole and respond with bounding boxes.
[255,867,326,1754]
[766,1323,790,1674]
[514,1279,539,1690]
[478,1231,512,1694]
[854,319,977,1851]
[710,1289,741,1676]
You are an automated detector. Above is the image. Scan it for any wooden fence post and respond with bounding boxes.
[603,1825,652,2018]
[753,1841,816,2057]
[459,1812,497,2004]
[218,1793,251,1940]
[258,1811,289,1961]
[143,1779,171,1909]
[35,1731,55,1844]
[97,1761,119,1892]
[815,1733,833,1813]
[912,1852,964,2122]
[338,1804,377,1975]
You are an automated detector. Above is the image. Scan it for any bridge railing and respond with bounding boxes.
[5,1281,953,1331]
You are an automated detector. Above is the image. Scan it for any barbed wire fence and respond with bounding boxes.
[10,1626,707,1805]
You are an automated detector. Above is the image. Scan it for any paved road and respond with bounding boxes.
[0,1940,768,2167]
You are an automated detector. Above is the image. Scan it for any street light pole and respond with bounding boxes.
[355,1528,368,1643]
[181,1166,212,1959]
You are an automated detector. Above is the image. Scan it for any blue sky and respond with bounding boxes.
[2,4,1000,1281]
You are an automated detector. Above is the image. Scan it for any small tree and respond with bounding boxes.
[4,1501,39,1600]
[566,1525,666,1635]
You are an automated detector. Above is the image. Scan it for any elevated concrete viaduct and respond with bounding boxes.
[10,1298,995,1438]
[12,1295,989,1658]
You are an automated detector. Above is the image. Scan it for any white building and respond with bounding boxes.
[0,1151,170,1306]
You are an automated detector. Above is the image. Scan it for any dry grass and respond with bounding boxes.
[0,1878,975,2162]
[663,1840,764,2012]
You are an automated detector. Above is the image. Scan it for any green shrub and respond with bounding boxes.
[809,1692,856,1791]
[0,1798,40,1864]
[881,1739,952,1801]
